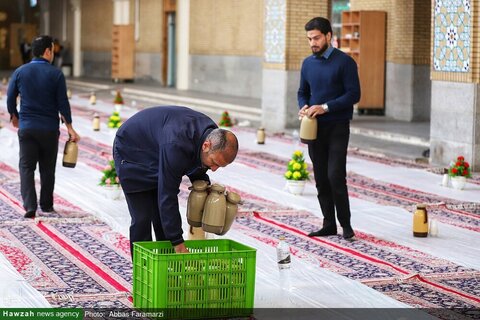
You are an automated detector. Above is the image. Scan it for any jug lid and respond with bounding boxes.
[302,115,316,121]
[210,183,226,193]
[416,203,426,209]
[226,191,241,204]
[192,180,208,191]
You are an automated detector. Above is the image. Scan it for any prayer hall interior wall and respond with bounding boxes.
[260,0,328,131]
[130,0,163,83]
[188,0,264,99]
[350,0,431,121]
[80,0,114,79]
[78,0,164,82]
[429,0,480,170]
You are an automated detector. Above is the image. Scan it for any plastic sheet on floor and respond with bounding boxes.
[0,98,479,312]
[0,253,50,307]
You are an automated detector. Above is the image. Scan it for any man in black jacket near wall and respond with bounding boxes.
[113,106,238,256]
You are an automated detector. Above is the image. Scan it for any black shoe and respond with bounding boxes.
[308,228,337,237]
[343,228,355,240]
[24,211,36,218]
[42,207,55,213]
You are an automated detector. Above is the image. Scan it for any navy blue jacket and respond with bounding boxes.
[113,106,217,245]
[298,47,361,123]
[7,57,72,130]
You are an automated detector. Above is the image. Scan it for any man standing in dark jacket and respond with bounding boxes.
[113,106,238,255]
[297,17,360,240]
[7,35,80,218]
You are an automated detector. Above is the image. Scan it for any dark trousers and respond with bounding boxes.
[307,122,352,230]
[124,189,166,257]
[18,129,59,212]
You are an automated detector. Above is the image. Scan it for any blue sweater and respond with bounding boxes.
[113,106,217,245]
[297,48,361,123]
[7,58,72,131]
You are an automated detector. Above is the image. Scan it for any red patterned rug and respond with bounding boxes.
[2,95,479,316]
[161,178,480,316]
[234,150,480,233]
[32,129,480,233]
[126,177,480,317]
[0,163,132,308]
[209,189,480,317]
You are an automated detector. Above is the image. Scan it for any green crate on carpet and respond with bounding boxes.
[133,239,256,319]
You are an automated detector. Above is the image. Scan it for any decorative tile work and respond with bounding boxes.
[433,0,471,72]
[264,0,286,63]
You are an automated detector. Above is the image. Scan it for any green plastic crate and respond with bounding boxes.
[133,239,256,319]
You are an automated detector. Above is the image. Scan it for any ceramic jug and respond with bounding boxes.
[299,115,317,143]
[219,191,241,235]
[62,141,78,168]
[187,226,206,240]
[92,113,100,131]
[413,204,428,237]
[202,183,226,234]
[256,127,265,144]
[89,92,96,105]
[186,180,208,227]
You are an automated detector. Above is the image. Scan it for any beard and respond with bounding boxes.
[312,43,329,57]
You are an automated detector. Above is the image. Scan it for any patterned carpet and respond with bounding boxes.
[241,127,480,185]
[235,150,480,233]
[171,182,480,317]
[1,91,479,316]
[0,163,132,308]
[5,120,479,313]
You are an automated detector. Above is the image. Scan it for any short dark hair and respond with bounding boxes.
[31,35,53,57]
[208,128,239,162]
[304,17,332,35]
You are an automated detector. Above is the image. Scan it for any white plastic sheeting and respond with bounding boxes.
[0,253,50,307]
[0,98,479,311]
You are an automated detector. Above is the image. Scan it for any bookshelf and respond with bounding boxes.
[340,11,386,111]
[112,25,135,81]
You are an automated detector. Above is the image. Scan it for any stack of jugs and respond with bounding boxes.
[186,180,209,227]
[219,191,241,235]
[186,180,209,240]
[202,184,227,234]
[186,181,241,236]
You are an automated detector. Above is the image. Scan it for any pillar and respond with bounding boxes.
[70,0,82,77]
[261,0,328,132]
[113,0,129,25]
[40,0,50,35]
[176,0,190,90]
[430,0,480,170]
